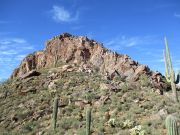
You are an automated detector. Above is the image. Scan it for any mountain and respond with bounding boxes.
[0,33,179,135]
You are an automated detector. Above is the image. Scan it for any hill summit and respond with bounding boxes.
[11,33,166,92]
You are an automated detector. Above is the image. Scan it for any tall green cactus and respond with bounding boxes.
[164,47,180,84]
[86,107,92,135]
[163,37,179,102]
[54,49,58,67]
[165,115,179,135]
[52,95,58,130]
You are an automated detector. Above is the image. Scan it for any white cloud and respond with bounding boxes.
[105,35,160,51]
[104,35,166,73]
[174,13,180,18]
[105,36,138,48]
[139,59,164,63]
[0,41,11,45]
[12,38,27,44]
[0,37,36,79]
[0,57,12,63]
[15,54,27,60]
[0,38,27,45]
[105,35,159,47]
[51,5,79,23]
[1,50,18,55]
[0,38,34,55]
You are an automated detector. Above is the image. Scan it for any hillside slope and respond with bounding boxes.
[0,33,179,135]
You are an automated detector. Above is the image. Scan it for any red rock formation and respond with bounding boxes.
[11,33,167,90]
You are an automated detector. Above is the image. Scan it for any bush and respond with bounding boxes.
[139,74,150,87]
[130,125,146,135]
[76,128,86,135]
[122,119,135,129]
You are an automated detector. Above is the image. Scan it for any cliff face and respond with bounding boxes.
[11,33,166,90]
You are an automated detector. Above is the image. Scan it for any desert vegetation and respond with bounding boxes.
[0,34,180,135]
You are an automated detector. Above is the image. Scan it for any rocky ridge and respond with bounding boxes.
[11,33,167,91]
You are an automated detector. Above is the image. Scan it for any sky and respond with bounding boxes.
[0,0,180,81]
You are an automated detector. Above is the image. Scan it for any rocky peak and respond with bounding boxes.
[11,33,167,90]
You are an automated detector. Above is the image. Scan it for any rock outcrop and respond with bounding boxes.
[11,33,167,90]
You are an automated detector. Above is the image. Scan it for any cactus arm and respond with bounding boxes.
[165,37,173,75]
[165,37,175,83]
[166,76,171,83]
[164,49,170,80]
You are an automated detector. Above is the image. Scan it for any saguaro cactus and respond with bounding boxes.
[164,48,180,84]
[86,107,92,135]
[52,95,58,130]
[54,49,58,67]
[165,115,179,135]
[163,37,179,102]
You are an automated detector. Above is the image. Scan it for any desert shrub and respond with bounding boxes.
[121,83,129,93]
[85,92,96,102]
[121,103,131,111]
[116,91,123,97]
[71,107,82,117]
[59,117,76,130]
[89,79,100,89]
[76,128,86,135]
[122,119,135,129]
[150,119,163,129]
[99,105,110,113]
[117,104,123,112]
[130,125,146,135]
[96,124,105,134]
[139,74,150,87]
[108,118,116,127]
[64,105,75,116]
[99,88,109,96]
[114,76,125,82]
[16,109,33,121]
[22,121,38,132]
[142,101,154,110]
[130,104,145,115]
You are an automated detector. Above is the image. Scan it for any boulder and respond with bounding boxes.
[20,70,41,79]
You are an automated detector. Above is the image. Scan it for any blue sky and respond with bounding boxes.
[0,0,180,81]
